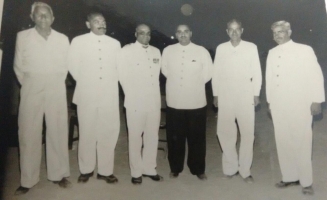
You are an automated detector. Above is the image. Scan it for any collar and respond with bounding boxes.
[178,42,193,48]
[90,31,106,38]
[33,27,53,40]
[135,41,149,48]
[229,40,242,48]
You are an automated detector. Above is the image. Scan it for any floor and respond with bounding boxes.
[1,99,327,200]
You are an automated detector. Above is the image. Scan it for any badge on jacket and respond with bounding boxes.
[153,58,159,64]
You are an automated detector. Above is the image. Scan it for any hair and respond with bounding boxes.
[136,24,151,32]
[87,11,104,22]
[176,24,191,32]
[227,19,242,29]
[31,2,53,16]
[271,20,291,31]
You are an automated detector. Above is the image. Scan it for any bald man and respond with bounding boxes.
[117,24,163,184]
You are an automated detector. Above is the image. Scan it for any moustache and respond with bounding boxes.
[98,27,106,30]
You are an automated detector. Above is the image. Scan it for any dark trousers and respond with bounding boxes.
[166,106,206,175]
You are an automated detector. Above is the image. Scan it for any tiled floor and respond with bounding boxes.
[2,100,327,200]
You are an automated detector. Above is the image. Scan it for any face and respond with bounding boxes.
[176,25,192,46]
[226,22,243,41]
[135,25,151,45]
[272,26,291,45]
[86,14,106,35]
[31,6,54,30]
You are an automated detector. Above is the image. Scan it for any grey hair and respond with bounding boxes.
[227,19,242,29]
[31,2,53,16]
[271,20,291,31]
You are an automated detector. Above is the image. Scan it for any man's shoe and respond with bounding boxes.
[53,178,72,188]
[131,176,142,185]
[243,176,254,184]
[14,186,29,195]
[78,172,94,183]
[302,186,314,195]
[223,172,239,179]
[275,180,300,188]
[142,174,163,181]
[196,173,207,180]
[97,174,118,184]
[169,172,179,178]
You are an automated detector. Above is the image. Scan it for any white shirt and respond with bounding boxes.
[212,40,262,99]
[68,32,121,107]
[266,40,325,109]
[117,41,161,112]
[162,42,213,109]
[14,28,69,84]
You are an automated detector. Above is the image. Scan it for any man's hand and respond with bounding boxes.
[213,96,218,108]
[254,96,260,106]
[311,102,322,115]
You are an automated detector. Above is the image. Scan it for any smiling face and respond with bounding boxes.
[175,25,192,46]
[31,6,54,30]
[135,24,151,45]
[272,25,291,45]
[226,22,243,42]
[86,14,107,35]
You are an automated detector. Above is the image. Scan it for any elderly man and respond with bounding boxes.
[118,24,163,184]
[266,21,325,195]
[212,19,262,183]
[13,2,71,195]
[162,24,213,180]
[68,12,121,184]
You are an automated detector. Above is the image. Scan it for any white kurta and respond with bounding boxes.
[212,40,262,178]
[68,32,121,175]
[266,40,325,187]
[117,41,161,177]
[14,28,70,188]
[162,42,213,109]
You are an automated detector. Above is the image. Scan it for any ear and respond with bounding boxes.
[30,14,34,22]
[288,30,292,37]
[226,29,229,34]
[135,32,137,38]
[241,28,244,34]
[189,31,193,38]
[86,21,91,29]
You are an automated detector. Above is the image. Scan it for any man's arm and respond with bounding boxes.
[252,45,262,106]
[67,38,80,81]
[13,32,24,84]
[202,48,213,83]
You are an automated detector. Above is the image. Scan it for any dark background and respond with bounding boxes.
[1,0,327,197]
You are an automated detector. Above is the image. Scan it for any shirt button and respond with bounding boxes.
[100,77,102,79]
[98,40,101,43]
[99,49,101,51]
[277,75,279,77]
[99,58,102,60]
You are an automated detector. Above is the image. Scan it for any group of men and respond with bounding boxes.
[13,1,324,197]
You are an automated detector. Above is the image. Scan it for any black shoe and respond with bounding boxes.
[142,174,163,181]
[14,186,29,195]
[159,123,166,129]
[97,174,118,184]
[53,178,72,188]
[275,180,300,188]
[131,176,142,185]
[302,186,314,195]
[243,176,254,184]
[196,173,207,180]
[78,172,94,183]
[169,172,179,178]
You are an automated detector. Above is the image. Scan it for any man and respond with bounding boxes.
[266,21,325,195]
[13,2,71,195]
[212,19,262,183]
[68,12,121,184]
[117,24,163,185]
[162,24,213,180]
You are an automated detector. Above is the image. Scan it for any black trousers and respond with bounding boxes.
[166,106,206,175]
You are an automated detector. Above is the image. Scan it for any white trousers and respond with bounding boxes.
[18,74,70,188]
[271,106,313,187]
[77,105,120,176]
[217,97,254,178]
[126,109,160,178]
